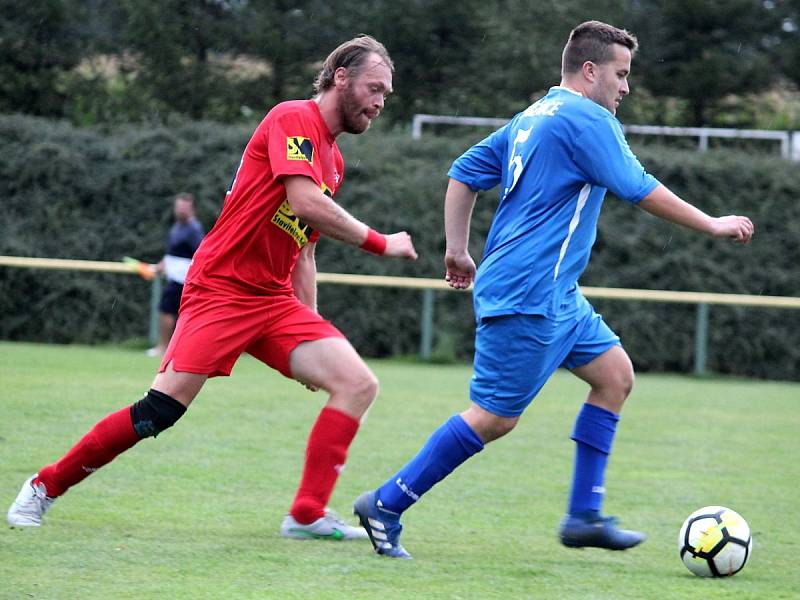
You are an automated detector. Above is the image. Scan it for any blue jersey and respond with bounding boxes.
[448,86,658,320]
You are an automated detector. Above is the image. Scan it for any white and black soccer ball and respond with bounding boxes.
[678,506,752,577]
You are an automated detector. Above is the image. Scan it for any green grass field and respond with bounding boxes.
[1,341,798,599]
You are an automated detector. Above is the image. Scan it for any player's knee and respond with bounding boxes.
[621,369,635,398]
[332,368,378,414]
[604,368,634,412]
[490,416,518,440]
[324,362,379,413]
[467,412,518,443]
[616,363,635,399]
[596,358,635,402]
[352,370,379,405]
[603,366,633,398]
[130,389,187,439]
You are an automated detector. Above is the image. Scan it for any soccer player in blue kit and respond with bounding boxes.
[354,20,754,558]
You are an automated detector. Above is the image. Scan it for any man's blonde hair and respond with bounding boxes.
[314,35,394,93]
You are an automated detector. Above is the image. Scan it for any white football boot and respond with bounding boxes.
[7,474,55,527]
[280,508,368,540]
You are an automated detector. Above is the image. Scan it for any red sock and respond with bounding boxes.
[290,407,360,524]
[36,405,141,498]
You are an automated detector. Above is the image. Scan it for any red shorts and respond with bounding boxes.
[159,283,344,378]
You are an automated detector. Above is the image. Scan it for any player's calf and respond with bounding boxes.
[8,389,187,527]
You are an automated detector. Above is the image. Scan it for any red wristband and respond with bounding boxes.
[360,228,387,255]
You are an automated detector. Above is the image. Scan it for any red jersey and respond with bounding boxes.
[188,100,344,295]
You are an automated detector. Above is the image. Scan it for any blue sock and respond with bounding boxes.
[568,403,619,517]
[377,414,484,514]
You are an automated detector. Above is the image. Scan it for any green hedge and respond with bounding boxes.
[1,114,798,380]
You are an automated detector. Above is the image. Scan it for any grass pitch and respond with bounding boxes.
[1,341,798,599]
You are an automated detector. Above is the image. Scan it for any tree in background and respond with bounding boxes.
[1,0,799,127]
[769,0,800,84]
[351,0,488,121]
[627,0,781,125]
[0,0,88,117]
[232,1,351,112]
[117,0,239,120]
[468,0,628,117]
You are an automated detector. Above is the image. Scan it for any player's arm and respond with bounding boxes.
[283,175,417,259]
[443,178,478,289]
[442,127,505,290]
[576,117,751,245]
[638,184,754,244]
[292,242,317,312]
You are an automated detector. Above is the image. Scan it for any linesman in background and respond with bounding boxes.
[147,192,205,357]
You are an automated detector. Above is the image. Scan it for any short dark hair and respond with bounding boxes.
[562,21,638,75]
[313,35,394,93]
[174,192,194,204]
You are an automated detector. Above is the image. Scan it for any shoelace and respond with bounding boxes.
[24,482,52,515]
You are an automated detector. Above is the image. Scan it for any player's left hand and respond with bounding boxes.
[712,215,754,244]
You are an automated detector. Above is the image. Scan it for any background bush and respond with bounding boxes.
[1,114,797,380]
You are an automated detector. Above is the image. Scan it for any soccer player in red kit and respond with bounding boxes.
[8,35,417,540]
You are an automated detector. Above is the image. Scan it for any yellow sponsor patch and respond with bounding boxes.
[286,136,314,164]
[271,200,314,247]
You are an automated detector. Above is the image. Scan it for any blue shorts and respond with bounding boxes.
[470,300,620,417]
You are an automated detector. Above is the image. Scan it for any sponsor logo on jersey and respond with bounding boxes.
[286,136,314,164]
[271,200,315,247]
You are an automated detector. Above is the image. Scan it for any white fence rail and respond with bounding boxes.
[411,114,800,161]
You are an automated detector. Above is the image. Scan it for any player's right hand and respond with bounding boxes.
[444,249,476,289]
[383,231,418,260]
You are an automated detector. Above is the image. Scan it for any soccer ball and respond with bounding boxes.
[678,506,752,577]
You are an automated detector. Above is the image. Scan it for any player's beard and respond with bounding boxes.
[339,81,372,134]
